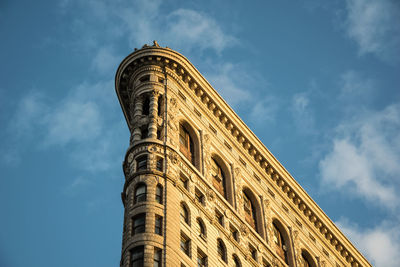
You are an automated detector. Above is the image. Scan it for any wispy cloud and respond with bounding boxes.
[205,63,252,107]
[62,0,236,56]
[344,0,400,63]
[249,96,278,124]
[339,70,374,99]
[319,103,400,209]
[291,92,316,135]
[91,46,120,74]
[6,80,125,173]
[165,9,237,54]
[337,218,400,267]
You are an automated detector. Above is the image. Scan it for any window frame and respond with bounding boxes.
[153,248,162,267]
[134,183,147,204]
[136,155,147,171]
[155,184,163,204]
[179,124,195,166]
[180,203,190,225]
[180,232,191,257]
[217,239,227,263]
[132,213,146,235]
[155,215,163,235]
[130,246,144,267]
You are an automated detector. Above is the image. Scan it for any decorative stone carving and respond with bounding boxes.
[224,209,231,219]
[153,40,160,47]
[207,190,215,201]
[168,151,178,164]
[240,224,249,237]
[264,199,270,209]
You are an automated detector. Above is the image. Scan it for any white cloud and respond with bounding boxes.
[165,9,237,54]
[7,80,125,173]
[319,104,400,209]
[65,0,236,55]
[11,91,48,136]
[205,63,252,107]
[336,219,400,267]
[91,46,120,74]
[250,96,278,124]
[291,91,316,135]
[43,100,102,146]
[344,0,400,63]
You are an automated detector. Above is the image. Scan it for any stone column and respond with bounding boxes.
[133,95,144,121]
[148,91,159,139]
[132,95,144,143]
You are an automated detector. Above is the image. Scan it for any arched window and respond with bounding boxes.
[233,254,241,267]
[197,218,206,239]
[179,124,195,166]
[301,250,317,267]
[217,239,227,263]
[130,246,144,267]
[272,222,288,264]
[134,184,147,204]
[180,203,190,225]
[155,184,163,204]
[243,191,257,231]
[211,158,226,198]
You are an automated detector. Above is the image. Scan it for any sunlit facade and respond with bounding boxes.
[115,42,371,267]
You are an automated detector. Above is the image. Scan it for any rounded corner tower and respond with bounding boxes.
[115,41,371,267]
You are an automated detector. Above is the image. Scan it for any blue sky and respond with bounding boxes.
[1,0,399,266]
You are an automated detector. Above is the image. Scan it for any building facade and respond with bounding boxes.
[115,41,371,267]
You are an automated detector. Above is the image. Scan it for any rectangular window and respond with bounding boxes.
[155,215,163,235]
[153,248,162,267]
[130,246,144,267]
[195,188,205,205]
[230,224,239,242]
[156,158,163,171]
[249,244,257,262]
[197,249,207,267]
[132,214,146,235]
[180,232,191,257]
[155,185,163,204]
[137,156,147,171]
[180,175,189,190]
[215,209,224,227]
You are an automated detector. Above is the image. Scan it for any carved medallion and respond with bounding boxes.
[207,190,215,201]
[240,224,249,237]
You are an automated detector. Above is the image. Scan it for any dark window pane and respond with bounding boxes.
[156,185,163,204]
[132,214,146,235]
[130,246,144,267]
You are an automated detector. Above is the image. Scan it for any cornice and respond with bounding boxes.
[115,44,371,267]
